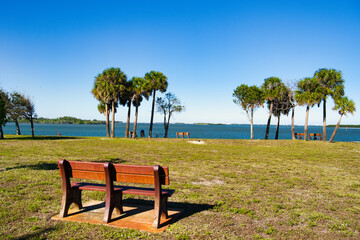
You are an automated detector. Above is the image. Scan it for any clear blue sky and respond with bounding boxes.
[1,0,359,125]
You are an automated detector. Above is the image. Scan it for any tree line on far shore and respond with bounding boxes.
[233,68,356,142]
[91,68,184,138]
[0,91,36,139]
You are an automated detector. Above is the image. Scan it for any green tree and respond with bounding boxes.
[328,97,356,143]
[131,77,149,139]
[10,91,26,135]
[156,93,184,138]
[145,71,168,138]
[314,68,344,141]
[261,77,284,139]
[233,84,264,139]
[0,89,11,139]
[92,67,127,138]
[295,77,322,141]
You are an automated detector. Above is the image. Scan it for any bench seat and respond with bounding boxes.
[71,182,175,196]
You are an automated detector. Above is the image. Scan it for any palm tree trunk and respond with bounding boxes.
[291,106,295,140]
[0,125,4,139]
[250,108,254,140]
[30,116,34,138]
[14,118,21,135]
[322,99,327,141]
[148,90,156,138]
[125,102,131,137]
[265,101,273,140]
[105,104,110,137]
[329,114,343,143]
[304,105,310,141]
[275,115,280,139]
[111,101,115,138]
[133,99,139,139]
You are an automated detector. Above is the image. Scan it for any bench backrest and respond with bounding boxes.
[58,160,170,185]
[58,160,106,181]
[111,163,170,185]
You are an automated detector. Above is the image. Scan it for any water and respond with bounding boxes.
[2,122,360,142]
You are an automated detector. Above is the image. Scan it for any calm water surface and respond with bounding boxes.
[3,122,359,142]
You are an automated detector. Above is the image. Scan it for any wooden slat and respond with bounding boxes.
[68,161,105,171]
[113,164,169,176]
[71,170,106,181]
[115,173,154,184]
[71,182,107,192]
[114,173,169,185]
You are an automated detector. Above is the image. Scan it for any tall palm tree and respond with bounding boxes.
[145,71,168,138]
[329,97,355,143]
[270,86,292,139]
[92,68,127,138]
[122,80,134,138]
[131,77,149,139]
[295,77,322,141]
[314,68,344,141]
[92,78,111,137]
[261,77,283,139]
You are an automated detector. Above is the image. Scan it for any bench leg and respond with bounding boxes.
[60,187,82,218]
[152,195,169,228]
[103,191,123,223]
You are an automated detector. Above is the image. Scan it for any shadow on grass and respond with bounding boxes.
[3,162,59,172]
[91,158,127,164]
[9,226,57,240]
[3,136,81,141]
[122,198,215,225]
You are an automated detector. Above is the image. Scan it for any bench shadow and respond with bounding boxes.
[3,162,59,172]
[92,158,127,164]
[9,226,57,240]
[113,198,214,225]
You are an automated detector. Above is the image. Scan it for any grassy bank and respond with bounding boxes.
[1,135,359,239]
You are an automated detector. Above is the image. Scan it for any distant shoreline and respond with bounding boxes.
[327,125,360,128]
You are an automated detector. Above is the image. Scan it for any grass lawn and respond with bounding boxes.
[0,135,359,239]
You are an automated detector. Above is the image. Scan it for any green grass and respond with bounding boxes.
[1,135,360,239]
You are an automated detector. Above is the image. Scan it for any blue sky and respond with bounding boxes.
[1,0,359,125]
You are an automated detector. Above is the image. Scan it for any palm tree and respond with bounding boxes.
[131,77,149,139]
[121,80,134,138]
[145,71,168,138]
[233,84,264,139]
[314,68,344,141]
[261,77,283,139]
[295,77,322,141]
[270,86,292,139]
[329,97,356,143]
[92,68,127,138]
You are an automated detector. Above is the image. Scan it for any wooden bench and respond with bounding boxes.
[58,159,175,228]
[309,133,322,140]
[294,133,305,139]
[176,132,190,138]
